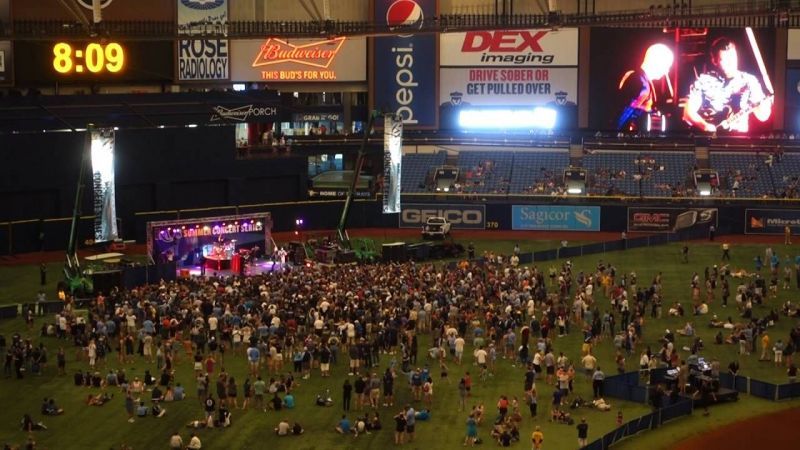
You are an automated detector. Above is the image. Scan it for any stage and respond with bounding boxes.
[680,387,739,408]
[176,259,288,278]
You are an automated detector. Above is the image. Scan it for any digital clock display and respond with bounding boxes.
[14,40,173,84]
[52,42,125,75]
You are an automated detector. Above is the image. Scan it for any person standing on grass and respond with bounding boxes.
[464,413,478,446]
[405,404,416,443]
[124,390,135,423]
[577,417,589,448]
[592,367,605,399]
[342,378,352,412]
[393,409,407,445]
[531,426,544,450]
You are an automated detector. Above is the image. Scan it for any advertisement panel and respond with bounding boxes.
[440,29,578,67]
[0,41,11,86]
[589,28,775,134]
[179,39,229,81]
[383,115,402,214]
[178,0,229,81]
[230,37,366,82]
[439,28,577,129]
[399,204,486,229]
[372,0,438,128]
[209,103,278,123]
[439,67,577,106]
[627,207,718,233]
[91,128,118,243]
[511,205,600,231]
[745,209,800,234]
[178,0,227,36]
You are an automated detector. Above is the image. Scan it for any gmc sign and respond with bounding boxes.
[399,204,486,229]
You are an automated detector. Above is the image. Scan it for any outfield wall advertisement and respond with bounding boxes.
[399,204,486,229]
[745,209,800,234]
[627,207,718,233]
[512,205,600,231]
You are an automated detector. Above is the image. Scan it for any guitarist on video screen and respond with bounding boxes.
[683,36,773,133]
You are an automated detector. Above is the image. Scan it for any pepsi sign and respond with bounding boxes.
[372,0,438,129]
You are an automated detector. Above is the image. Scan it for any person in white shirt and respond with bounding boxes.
[275,419,291,436]
[169,432,183,449]
[187,432,202,449]
[454,336,466,364]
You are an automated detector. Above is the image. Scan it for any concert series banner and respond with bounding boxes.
[177,0,229,80]
[383,115,402,214]
[439,29,578,129]
[230,37,366,82]
[627,207,718,233]
[589,28,775,134]
[371,0,438,129]
[90,129,118,243]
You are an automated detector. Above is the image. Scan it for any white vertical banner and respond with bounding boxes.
[91,128,118,243]
[383,116,403,214]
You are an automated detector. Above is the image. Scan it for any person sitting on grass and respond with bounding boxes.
[86,392,112,406]
[335,414,353,436]
[366,412,382,431]
[136,401,149,418]
[677,322,694,337]
[275,419,291,436]
[151,402,166,418]
[20,414,46,432]
[215,405,231,428]
[292,422,305,435]
[40,398,63,416]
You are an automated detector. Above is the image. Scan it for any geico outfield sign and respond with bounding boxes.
[399,204,486,229]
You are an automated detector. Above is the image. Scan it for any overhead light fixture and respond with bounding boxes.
[459,107,557,130]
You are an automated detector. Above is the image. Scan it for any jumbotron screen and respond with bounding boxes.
[589,28,775,135]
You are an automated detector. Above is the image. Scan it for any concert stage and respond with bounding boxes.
[176,259,287,278]
[680,387,739,408]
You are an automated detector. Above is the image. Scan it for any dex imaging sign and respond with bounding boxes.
[512,205,600,231]
[372,0,438,128]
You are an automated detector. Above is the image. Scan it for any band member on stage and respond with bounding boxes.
[616,43,674,131]
[683,37,772,133]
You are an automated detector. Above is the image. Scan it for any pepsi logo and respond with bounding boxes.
[386,0,424,30]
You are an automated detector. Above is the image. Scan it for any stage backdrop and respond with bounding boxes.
[147,213,272,267]
[589,28,776,135]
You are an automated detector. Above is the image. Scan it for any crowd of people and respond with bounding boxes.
[2,241,800,449]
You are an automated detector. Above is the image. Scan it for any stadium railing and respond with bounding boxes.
[585,398,694,450]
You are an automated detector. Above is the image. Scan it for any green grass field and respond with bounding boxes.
[1,239,799,449]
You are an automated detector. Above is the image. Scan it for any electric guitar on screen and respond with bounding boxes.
[702,94,774,131]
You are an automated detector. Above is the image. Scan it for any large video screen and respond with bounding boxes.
[589,28,775,135]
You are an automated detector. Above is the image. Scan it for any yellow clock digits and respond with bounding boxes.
[53,42,73,73]
[104,43,124,73]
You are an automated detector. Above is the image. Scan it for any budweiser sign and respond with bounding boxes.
[252,37,345,69]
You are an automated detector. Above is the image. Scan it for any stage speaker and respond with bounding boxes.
[382,242,407,262]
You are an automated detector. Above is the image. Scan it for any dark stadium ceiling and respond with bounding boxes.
[3,1,799,41]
